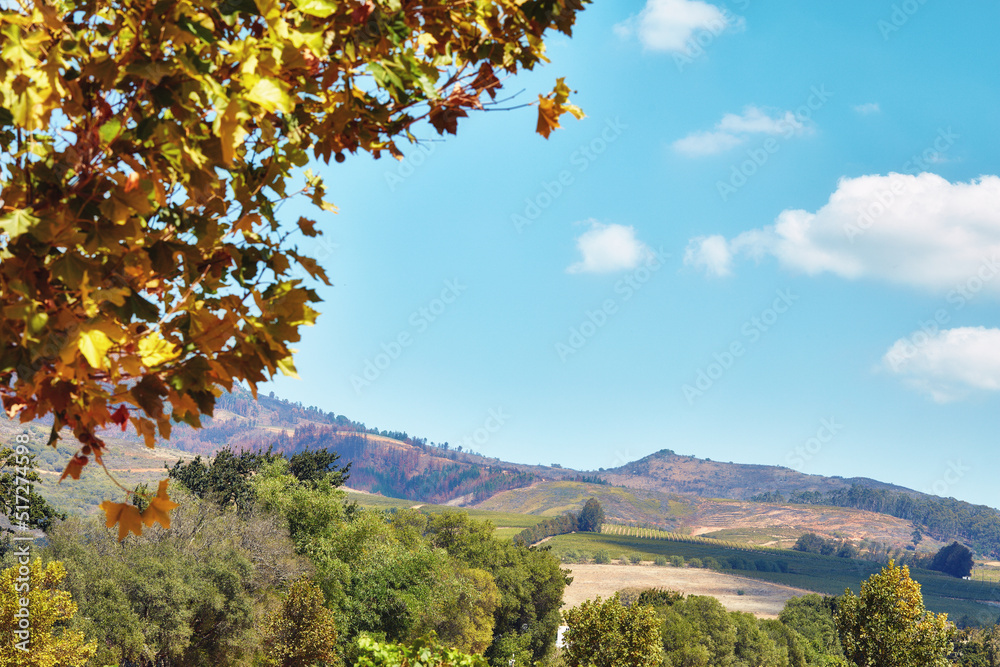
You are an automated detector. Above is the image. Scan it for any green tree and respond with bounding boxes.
[0,559,96,667]
[930,542,974,579]
[835,560,954,667]
[263,577,341,667]
[563,594,662,667]
[578,498,605,533]
[0,443,65,532]
[0,0,588,539]
[355,633,488,667]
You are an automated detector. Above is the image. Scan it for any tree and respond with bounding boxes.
[0,0,588,538]
[563,594,662,667]
[355,633,488,667]
[0,559,96,667]
[263,578,341,667]
[0,442,65,532]
[930,541,974,579]
[578,498,605,532]
[835,560,954,667]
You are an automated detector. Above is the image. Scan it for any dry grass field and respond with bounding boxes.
[562,563,815,619]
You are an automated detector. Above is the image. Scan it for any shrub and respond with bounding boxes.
[687,558,703,568]
[670,555,684,567]
[654,556,668,567]
[594,550,611,565]
[630,553,643,564]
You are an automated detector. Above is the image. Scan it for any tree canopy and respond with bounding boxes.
[0,0,587,537]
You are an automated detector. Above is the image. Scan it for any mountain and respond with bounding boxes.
[11,386,1000,557]
[598,448,914,500]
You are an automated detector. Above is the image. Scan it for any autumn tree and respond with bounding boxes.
[0,0,588,536]
[835,560,954,667]
[562,594,662,667]
[0,559,96,667]
[263,577,341,667]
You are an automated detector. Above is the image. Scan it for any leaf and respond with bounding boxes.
[141,479,180,529]
[0,209,40,240]
[78,330,113,369]
[100,500,144,541]
[245,77,293,114]
[291,0,337,18]
[98,118,122,143]
[138,332,181,367]
[111,404,130,431]
[59,454,89,481]
[297,216,319,237]
[536,97,560,139]
[276,355,300,378]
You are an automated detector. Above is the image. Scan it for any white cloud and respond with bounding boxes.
[615,0,737,53]
[567,222,654,274]
[683,173,1000,292]
[672,106,807,156]
[883,327,1000,402]
[684,234,733,277]
[853,102,881,115]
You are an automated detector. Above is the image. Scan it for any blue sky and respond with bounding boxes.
[263,0,1000,509]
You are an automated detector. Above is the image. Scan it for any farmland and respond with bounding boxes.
[546,527,1000,625]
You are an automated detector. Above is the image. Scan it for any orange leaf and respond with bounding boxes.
[100,500,144,541]
[59,454,88,482]
[536,97,560,139]
[111,404,130,431]
[141,479,179,530]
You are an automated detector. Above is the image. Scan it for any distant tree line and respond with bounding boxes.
[513,499,604,546]
[753,484,1000,557]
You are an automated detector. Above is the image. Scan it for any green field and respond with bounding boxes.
[546,530,1000,625]
[344,491,548,538]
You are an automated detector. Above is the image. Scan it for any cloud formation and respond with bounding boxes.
[673,106,807,156]
[614,0,738,53]
[883,327,1000,402]
[684,173,1000,293]
[567,222,654,274]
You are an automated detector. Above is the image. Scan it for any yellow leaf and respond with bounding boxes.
[138,332,181,367]
[276,355,300,378]
[245,77,293,114]
[100,500,144,541]
[78,330,113,369]
[216,99,249,167]
[141,479,180,530]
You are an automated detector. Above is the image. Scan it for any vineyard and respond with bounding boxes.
[600,523,782,552]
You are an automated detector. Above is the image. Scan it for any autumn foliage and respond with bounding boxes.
[0,0,587,537]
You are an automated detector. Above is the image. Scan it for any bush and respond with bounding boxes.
[594,550,611,565]
[654,556,668,567]
[355,634,487,667]
[630,553,643,564]
[687,558,703,568]
[703,557,719,570]
[670,555,684,567]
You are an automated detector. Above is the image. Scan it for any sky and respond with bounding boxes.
[262,0,1000,509]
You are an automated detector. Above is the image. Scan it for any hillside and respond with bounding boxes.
[475,481,949,554]
[599,449,912,500]
[8,386,1000,556]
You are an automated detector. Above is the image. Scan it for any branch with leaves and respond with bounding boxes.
[0,0,588,538]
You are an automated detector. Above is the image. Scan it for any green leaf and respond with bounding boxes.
[78,330,113,369]
[0,209,39,240]
[98,118,122,143]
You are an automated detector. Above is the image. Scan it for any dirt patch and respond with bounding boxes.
[563,564,814,619]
